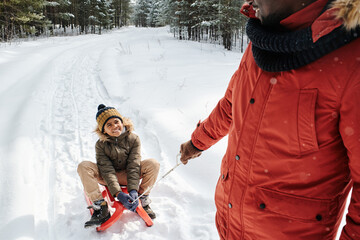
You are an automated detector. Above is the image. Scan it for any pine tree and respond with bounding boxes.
[153,0,167,27]
[0,0,48,41]
[77,0,90,33]
[111,0,132,27]
[112,0,122,27]
[88,0,100,33]
[212,0,239,50]
[120,0,132,27]
[133,0,149,27]
[178,0,194,40]
[160,0,246,51]
[97,0,114,34]
[190,0,218,41]
[145,0,164,27]
[1,0,134,40]
[48,0,74,32]
[162,0,178,31]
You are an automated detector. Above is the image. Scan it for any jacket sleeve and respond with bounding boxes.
[339,66,360,240]
[191,69,238,150]
[126,135,141,192]
[95,140,121,196]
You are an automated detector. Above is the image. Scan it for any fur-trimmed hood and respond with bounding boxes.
[332,0,360,30]
[95,117,134,142]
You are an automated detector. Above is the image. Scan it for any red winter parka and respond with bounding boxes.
[191,1,360,239]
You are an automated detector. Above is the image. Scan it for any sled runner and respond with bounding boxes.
[84,185,153,231]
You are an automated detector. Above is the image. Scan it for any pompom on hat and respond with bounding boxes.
[96,104,123,133]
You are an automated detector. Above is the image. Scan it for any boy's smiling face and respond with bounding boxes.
[103,118,123,137]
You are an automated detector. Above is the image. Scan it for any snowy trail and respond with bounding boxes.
[0,27,241,240]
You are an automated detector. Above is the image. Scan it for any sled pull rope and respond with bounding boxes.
[132,153,182,203]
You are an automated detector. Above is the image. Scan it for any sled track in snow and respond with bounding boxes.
[39,39,119,238]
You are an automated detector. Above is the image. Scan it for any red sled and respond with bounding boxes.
[84,185,153,231]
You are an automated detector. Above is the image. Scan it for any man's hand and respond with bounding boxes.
[180,140,202,165]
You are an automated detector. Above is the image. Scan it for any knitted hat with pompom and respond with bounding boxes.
[96,104,123,133]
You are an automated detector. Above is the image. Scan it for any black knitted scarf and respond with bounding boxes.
[246,16,360,72]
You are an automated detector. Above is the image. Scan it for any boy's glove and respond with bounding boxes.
[180,140,202,165]
[117,191,138,211]
[129,190,139,212]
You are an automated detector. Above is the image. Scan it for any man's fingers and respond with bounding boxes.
[180,149,188,161]
[181,159,188,165]
[180,143,185,152]
[180,140,201,164]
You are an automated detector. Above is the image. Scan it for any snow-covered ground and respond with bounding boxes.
[0,26,348,240]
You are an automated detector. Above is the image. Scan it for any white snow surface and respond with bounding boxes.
[0,26,347,240]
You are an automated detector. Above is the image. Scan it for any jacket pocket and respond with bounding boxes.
[297,89,319,154]
[255,187,337,223]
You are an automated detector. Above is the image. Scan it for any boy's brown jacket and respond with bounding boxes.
[95,119,140,196]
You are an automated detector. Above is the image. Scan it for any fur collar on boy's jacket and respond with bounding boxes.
[95,117,134,143]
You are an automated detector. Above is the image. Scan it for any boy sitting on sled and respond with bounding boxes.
[77,104,160,227]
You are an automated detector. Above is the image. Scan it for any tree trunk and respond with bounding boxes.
[1,25,4,42]
[223,31,231,50]
[241,25,244,53]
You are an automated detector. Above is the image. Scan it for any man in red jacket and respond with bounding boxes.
[180,0,360,239]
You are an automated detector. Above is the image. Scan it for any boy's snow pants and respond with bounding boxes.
[77,158,160,202]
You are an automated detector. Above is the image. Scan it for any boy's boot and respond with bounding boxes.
[140,195,156,219]
[84,199,111,228]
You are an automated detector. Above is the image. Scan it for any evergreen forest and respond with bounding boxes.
[0,0,248,51]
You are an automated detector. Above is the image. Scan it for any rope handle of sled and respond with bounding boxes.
[131,153,182,204]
